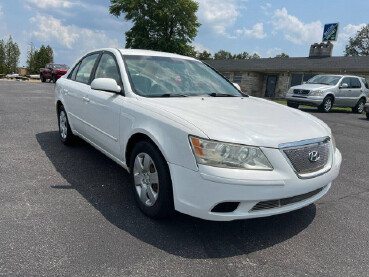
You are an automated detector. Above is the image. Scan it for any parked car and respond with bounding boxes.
[286,74,369,113]
[40,63,69,83]
[55,49,342,221]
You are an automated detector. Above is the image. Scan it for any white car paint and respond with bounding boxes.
[55,48,342,221]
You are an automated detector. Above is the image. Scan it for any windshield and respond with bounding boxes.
[123,55,243,97]
[53,64,69,70]
[307,75,341,85]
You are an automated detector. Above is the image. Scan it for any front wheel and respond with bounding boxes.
[318,96,333,113]
[52,75,57,83]
[40,74,46,83]
[352,99,365,114]
[287,101,299,109]
[366,112,369,120]
[130,140,174,219]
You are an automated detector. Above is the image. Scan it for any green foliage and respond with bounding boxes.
[345,24,369,56]
[27,44,54,74]
[196,50,212,60]
[0,36,20,74]
[274,53,289,58]
[110,0,200,56]
[212,50,261,60]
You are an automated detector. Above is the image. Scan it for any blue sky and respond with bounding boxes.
[0,0,368,67]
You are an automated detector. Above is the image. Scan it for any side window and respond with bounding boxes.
[350,78,361,88]
[69,62,81,80]
[94,53,122,85]
[362,78,369,89]
[341,77,351,88]
[75,53,99,84]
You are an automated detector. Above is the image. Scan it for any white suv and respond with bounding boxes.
[55,49,342,221]
[286,75,369,113]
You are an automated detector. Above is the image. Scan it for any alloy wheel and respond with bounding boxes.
[59,110,68,139]
[133,153,159,207]
[324,98,332,112]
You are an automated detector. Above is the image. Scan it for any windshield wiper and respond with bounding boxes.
[207,92,238,97]
[158,93,188,97]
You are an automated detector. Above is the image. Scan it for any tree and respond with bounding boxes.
[0,39,5,74]
[214,50,233,60]
[345,24,369,56]
[275,53,289,58]
[110,0,200,56]
[250,53,261,59]
[196,50,212,60]
[4,36,20,73]
[27,44,54,74]
[233,51,250,59]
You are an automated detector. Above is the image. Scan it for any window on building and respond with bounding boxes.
[222,72,231,80]
[233,72,243,84]
[291,74,303,87]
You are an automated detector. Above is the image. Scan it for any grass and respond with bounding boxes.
[270,99,354,113]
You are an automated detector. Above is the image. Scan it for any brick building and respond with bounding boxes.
[206,42,369,98]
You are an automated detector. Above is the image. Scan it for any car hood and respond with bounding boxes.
[140,96,331,148]
[292,84,335,91]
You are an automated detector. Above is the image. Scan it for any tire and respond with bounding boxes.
[40,74,46,83]
[52,75,57,83]
[287,101,299,109]
[130,140,174,219]
[57,105,75,145]
[366,112,369,120]
[352,99,365,114]
[318,96,333,113]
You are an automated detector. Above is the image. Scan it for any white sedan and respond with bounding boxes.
[55,48,342,221]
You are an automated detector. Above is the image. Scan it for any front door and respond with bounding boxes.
[265,75,278,97]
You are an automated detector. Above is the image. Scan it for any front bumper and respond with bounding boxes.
[286,94,324,106]
[169,147,342,221]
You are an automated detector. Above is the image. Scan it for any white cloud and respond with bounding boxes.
[235,23,267,39]
[192,42,210,53]
[29,14,120,63]
[197,0,239,38]
[340,23,366,41]
[272,8,322,45]
[26,0,75,9]
[266,47,282,57]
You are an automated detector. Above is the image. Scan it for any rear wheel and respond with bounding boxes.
[40,74,46,83]
[287,101,299,109]
[366,112,369,119]
[352,99,365,114]
[318,96,333,113]
[130,140,174,219]
[58,105,75,145]
[52,75,57,83]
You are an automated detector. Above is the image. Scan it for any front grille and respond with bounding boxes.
[293,89,310,95]
[283,140,330,175]
[250,187,325,212]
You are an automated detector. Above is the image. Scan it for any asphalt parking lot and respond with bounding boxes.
[0,81,368,277]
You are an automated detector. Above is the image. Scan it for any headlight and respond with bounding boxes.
[287,88,293,94]
[331,135,336,152]
[189,136,273,170]
[310,90,325,96]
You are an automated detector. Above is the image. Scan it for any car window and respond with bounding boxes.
[69,62,81,80]
[362,78,369,89]
[94,53,122,85]
[350,78,361,88]
[75,54,99,84]
[341,77,351,88]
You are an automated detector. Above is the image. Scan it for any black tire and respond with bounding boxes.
[287,101,299,109]
[130,140,174,219]
[366,112,369,120]
[318,96,333,113]
[52,75,57,83]
[40,74,46,83]
[352,98,365,114]
[57,105,75,145]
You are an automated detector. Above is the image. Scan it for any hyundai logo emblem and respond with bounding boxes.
[308,151,320,162]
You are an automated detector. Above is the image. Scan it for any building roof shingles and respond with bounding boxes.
[205,56,369,73]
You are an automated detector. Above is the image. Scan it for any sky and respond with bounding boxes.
[0,0,368,67]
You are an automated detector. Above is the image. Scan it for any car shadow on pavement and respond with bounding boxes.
[36,131,316,259]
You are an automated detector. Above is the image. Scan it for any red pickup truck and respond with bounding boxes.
[40,63,69,83]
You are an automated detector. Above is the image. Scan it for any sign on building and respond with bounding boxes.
[322,23,339,41]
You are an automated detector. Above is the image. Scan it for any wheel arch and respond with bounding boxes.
[56,100,63,114]
[325,93,335,102]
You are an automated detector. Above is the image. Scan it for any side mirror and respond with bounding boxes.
[233,83,241,91]
[340,83,349,89]
[91,78,121,93]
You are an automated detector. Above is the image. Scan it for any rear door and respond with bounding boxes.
[82,52,124,158]
[347,77,362,106]
[64,53,100,136]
